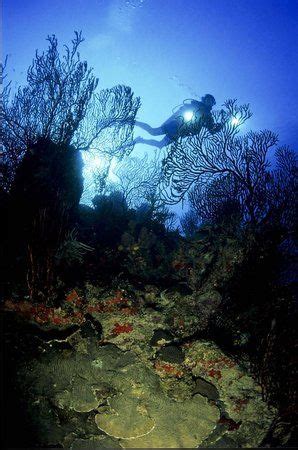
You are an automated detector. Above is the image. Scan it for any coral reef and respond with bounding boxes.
[1,285,277,448]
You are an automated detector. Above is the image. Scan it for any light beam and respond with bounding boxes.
[231,117,240,126]
[184,110,194,122]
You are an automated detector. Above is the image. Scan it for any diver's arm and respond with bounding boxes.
[204,114,222,134]
[210,123,223,134]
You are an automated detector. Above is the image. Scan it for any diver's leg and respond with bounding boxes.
[135,121,164,136]
[134,135,171,148]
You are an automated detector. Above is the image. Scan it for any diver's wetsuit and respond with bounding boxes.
[135,100,219,148]
[161,100,215,139]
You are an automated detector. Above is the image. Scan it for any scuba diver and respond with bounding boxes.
[134,94,221,149]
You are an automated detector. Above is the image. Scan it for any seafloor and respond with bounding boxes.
[1,285,276,448]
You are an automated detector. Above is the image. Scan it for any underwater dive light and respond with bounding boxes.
[184,110,194,122]
[231,117,240,126]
